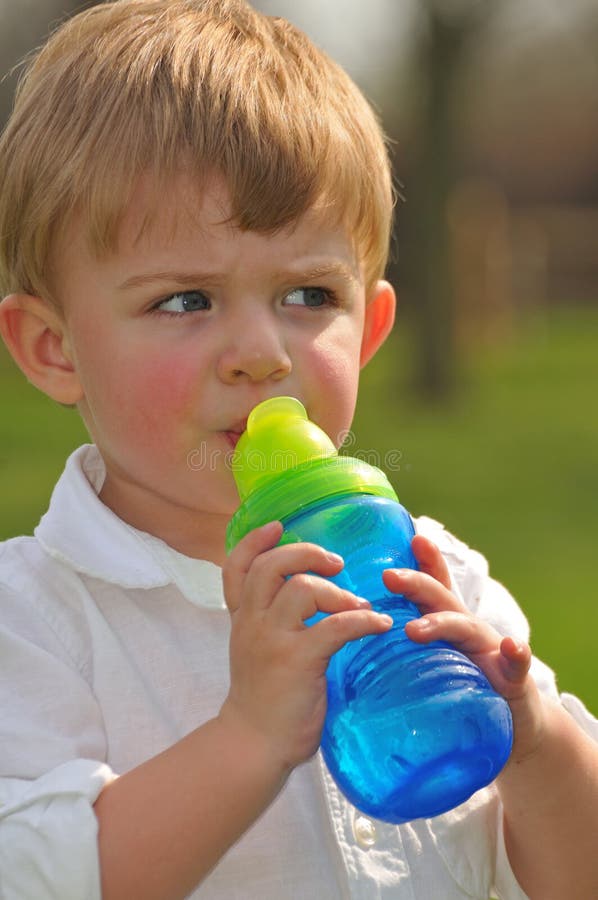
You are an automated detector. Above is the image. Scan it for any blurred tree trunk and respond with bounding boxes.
[397,2,483,402]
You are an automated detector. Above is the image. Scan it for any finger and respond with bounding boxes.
[240,541,345,613]
[272,573,371,629]
[382,567,466,615]
[411,534,452,590]
[499,636,532,685]
[405,610,499,656]
[222,520,284,612]
[407,616,535,706]
[310,607,393,658]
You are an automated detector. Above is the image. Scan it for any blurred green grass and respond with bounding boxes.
[1,305,597,713]
[0,351,88,537]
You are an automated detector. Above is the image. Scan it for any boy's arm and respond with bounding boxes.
[93,711,287,900]
[385,536,598,900]
[95,521,391,900]
[497,691,598,900]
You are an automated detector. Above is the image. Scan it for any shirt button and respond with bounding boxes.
[352,813,377,848]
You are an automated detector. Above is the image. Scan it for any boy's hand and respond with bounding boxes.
[383,535,546,767]
[221,521,393,772]
[386,538,598,899]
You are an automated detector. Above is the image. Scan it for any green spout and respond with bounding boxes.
[232,396,337,500]
[227,396,398,552]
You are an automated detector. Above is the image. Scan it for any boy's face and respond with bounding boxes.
[50,170,391,557]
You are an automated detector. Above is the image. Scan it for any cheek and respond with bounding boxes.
[306,334,362,445]
[122,355,195,416]
[80,338,201,448]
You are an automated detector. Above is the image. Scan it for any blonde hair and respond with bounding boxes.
[0,0,394,301]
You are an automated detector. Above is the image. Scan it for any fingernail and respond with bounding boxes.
[326,551,344,566]
[379,614,394,626]
[262,520,282,531]
[393,569,411,579]
[416,617,432,630]
[356,597,372,608]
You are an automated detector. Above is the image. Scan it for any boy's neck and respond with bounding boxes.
[99,474,230,566]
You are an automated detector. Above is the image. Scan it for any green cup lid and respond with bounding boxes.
[226,397,397,551]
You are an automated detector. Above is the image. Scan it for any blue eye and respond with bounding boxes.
[283,287,331,308]
[156,290,211,314]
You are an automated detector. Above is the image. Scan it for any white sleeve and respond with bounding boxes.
[0,760,114,900]
[0,583,115,899]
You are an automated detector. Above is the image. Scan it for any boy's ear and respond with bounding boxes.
[0,294,83,405]
[360,280,396,368]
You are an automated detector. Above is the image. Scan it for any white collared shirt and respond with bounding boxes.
[1,445,596,899]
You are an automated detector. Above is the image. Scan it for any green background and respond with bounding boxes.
[1,305,597,712]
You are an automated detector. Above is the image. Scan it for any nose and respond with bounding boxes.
[217,311,292,385]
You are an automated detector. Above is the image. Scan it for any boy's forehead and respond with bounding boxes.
[109,170,359,268]
[124,170,221,248]
[56,168,363,286]
[56,170,230,272]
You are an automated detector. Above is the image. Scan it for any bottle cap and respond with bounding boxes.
[232,396,337,500]
[226,397,397,551]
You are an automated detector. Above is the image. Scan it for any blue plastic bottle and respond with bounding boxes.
[226,397,513,823]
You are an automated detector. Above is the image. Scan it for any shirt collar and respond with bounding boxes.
[34,444,225,610]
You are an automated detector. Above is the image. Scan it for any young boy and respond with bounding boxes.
[0,2,596,898]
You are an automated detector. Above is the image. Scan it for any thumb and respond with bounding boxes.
[411,534,452,590]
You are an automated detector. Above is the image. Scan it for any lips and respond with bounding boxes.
[224,431,242,449]
[222,418,248,449]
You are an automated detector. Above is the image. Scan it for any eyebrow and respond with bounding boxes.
[289,262,359,285]
[117,271,214,291]
[117,261,360,292]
